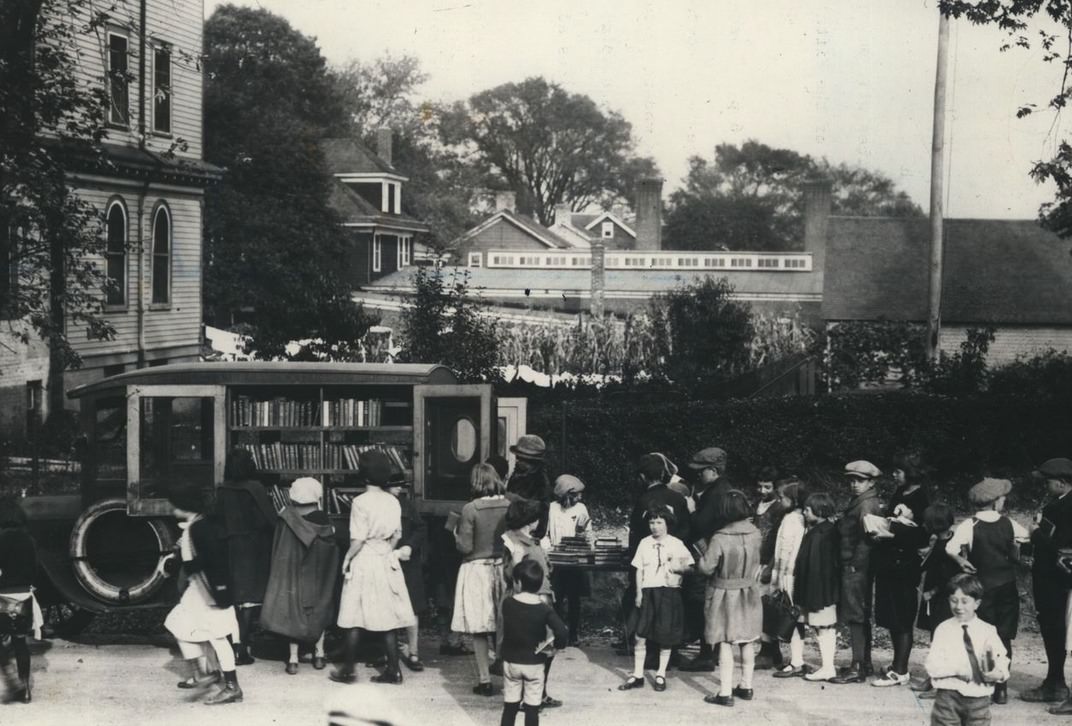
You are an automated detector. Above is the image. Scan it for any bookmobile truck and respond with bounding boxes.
[21,362,527,636]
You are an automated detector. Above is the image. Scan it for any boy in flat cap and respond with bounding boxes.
[830,460,883,685]
[945,478,1029,705]
[1024,458,1072,712]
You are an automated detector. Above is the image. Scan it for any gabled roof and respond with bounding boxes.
[328,181,428,233]
[456,210,574,249]
[321,138,400,177]
[822,216,1072,325]
[550,221,594,248]
[582,212,636,238]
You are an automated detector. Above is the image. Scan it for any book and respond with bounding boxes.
[445,510,461,533]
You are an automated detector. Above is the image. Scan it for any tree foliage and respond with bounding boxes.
[398,267,500,382]
[940,1,1072,237]
[203,5,376,359]
[648,277,755,385]
[666,140,923,251]
[442,77,658,225]
[1,0,121,416]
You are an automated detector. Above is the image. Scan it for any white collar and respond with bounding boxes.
[973,510,1001,522]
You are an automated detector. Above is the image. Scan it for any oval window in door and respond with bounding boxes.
[451,417,478,462]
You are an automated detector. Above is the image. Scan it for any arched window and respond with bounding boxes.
[151,205,170,305]
[105,200,127,306]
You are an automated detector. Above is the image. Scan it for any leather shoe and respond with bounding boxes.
[1021,683,1069,703]
[371,670,403,685]
[618,676,644,691]
[830,667,867,685]
[704,694,734,707]
[1049,698,1072,715]
[328,668,357,684]
[678,656,716,672]
[733,686,754,700]
[992,682,1008,705]
[285,662,299,675]
[472,682,494,697]
[312,656,327,670]
[653,676,666,692]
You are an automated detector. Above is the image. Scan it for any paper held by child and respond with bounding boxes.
[863,514,893,537]
[444,510,461,533]
[534,633,556,655]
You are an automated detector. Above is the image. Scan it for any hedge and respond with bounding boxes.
[527,391,1072,509]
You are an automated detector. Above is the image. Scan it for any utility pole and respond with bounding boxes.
[927,11,950,361]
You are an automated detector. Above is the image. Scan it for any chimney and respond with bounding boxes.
[495,190,516,213]
[802,178,831,287]
[376,127,393,166]
[634,178,663,250]
[590,243,606,318]
[554,203,572,228]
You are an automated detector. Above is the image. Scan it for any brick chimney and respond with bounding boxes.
[376,127,393,166]
[590,243,606,318]
[634,178,663,250]
[802,178,832,290]
[495,190,517,213]
[554,203,573,228]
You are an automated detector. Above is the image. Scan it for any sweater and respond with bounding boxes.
[455,496,510,561]
[501,597,568,665]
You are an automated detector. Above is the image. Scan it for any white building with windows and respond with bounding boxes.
[0,0,221,438]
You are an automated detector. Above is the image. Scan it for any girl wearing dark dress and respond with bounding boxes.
[389,479,428,672]
[912,503,958,698]
[871,468,930,687]
[0,496,39,703]
[216,448,275,665]
[793,493,841,682]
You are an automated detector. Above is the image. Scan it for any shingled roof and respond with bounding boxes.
[822,216,1072,325]
[321,138,399,176]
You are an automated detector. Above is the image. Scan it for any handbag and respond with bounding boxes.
[0,595,33,636]
[762,589,800,642]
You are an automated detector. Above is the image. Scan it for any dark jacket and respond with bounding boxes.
[216,479,276,603]
[837,487,882,569]
[872,487,930,577]
[260,508,338,641]
[793,520,840,612]
[689,478,733,546]
[1033,491,1072,584]
[507,467,553,538]
[397,496,428,613]
[628,483,691,555]
[187,515,233,609]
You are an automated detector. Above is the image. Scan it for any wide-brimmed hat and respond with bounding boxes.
[969,477,1012,506]
[1035,458,1072,481]
[687,447,727,471]
[506,498,543,530]
[510,435,546,461]
[360,450,394,487]
[289,477,323,505]
[843,460,881,480]
[553,474,585,498]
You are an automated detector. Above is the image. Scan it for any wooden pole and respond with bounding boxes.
[927,11,950,361]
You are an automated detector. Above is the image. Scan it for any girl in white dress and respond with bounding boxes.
[331,450,416,684]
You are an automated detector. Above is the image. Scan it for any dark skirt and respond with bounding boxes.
[977,580,1019,641]
[628,586,684,648]
[874,573,920,632]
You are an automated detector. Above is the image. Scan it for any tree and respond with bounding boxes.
[665,140,924,251]
[442,77,658,225]
[649,276,754,385]
[939,1,1072,236]
[1,0,119,419]
[398,267,500,382]
[203,6,377,358]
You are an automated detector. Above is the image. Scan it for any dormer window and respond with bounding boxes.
[380,181,402,214]
[601,221,614,238]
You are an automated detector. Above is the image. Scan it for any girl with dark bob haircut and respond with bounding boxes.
[644,505,676,527]
[802,492,837,521]
[718,489,755,525]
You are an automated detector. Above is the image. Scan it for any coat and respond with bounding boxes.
[1032,491,1072,584]
[698,520,762,644]
[260,508,339,642]
[215,479,276,604]
[689,478,733,546]
[769,510,805,601]
[507,468,553,539]
[397,496,428,613]
[837,487,882,570]
[186,515,234,609]
[793,520,840,613]
[872,487,930,580]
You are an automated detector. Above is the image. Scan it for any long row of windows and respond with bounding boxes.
[105,198,171,307]
[474,251,813,271]
[108,31,172,134]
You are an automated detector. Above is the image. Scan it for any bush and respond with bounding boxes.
[528,390,1069,509]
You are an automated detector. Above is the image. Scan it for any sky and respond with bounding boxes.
[204,0,1072,219]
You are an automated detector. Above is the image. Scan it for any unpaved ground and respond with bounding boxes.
[2,631,1060,726]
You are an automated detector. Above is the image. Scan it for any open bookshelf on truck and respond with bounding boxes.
[228,384,414,517]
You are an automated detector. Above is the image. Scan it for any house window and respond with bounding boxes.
[105,200,127,306]
[373,236,382,272]
[0,217,16,318]
[394,183,402,214]
[402,237,411,266]
[468,252,482,268]
[153,46,171,134]
[151,205,170,304]
[26,381,42,433]
[386,184,396,215]
[758,258,779,268]
[108,32,129,126]
[601,221,614,238]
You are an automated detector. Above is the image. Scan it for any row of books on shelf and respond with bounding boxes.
[240,442,323,471]
[232,398,319,427]
[322,399,385,427]
[326,443,411,472]
[244,441,411,476]
[266,483,366,516]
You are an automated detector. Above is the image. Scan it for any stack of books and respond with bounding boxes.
[548,536,595,565]
[592,538,629,566]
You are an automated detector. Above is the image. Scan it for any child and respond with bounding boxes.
[163,480,244,705]
[754,468,786,669]
[502,498,561,708]
[547,474,592,646]
[913,503,959,698]
[698,489,763,707]
[619,506,694,692]
[0,496,40,703]
[945,478,1028,705]
[260,477,338,674]
[792,492,841,682]
[924,573,1010,726]
[500,559,569,726]
[769,480,808,678]
[390,478,428,672]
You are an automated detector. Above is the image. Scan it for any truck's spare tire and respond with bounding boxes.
[69,498,174,604]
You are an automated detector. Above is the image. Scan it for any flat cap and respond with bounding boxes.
[553,474,585,498]
[687,447,728,471]
[843,460,881,479]
[1036,458,1072,480]
[968,477,1012,506]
